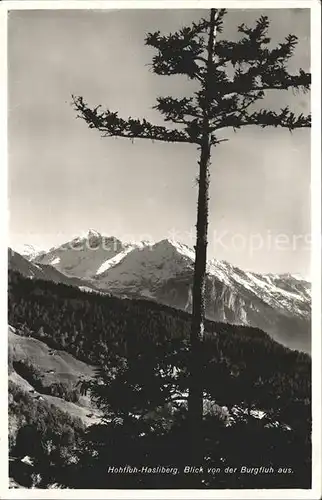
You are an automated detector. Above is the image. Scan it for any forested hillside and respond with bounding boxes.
[8,270,308,362]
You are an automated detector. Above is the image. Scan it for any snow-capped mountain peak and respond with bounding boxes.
[158,238,195,262]
[92,238,196,292]
[33,231,125,279]
[11,243,47,262]
[70,229,103,243]
[83,228,102,239]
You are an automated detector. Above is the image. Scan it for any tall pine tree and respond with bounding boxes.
[72,9,311,468]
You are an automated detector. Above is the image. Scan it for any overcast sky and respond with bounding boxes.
[8,8,311,276]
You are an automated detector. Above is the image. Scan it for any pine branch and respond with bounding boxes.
[72,95,193,144]
[209,91,265,130]
[189,9,226,37]
[145,9,227,80]
[145,30,205,79]
[215,16,297,65]
[212,15,310,97]
[207,64,310,99]
[253,68,311,92]
[215,106,311,131]
[210,136,229,146]
[153,96,202,123]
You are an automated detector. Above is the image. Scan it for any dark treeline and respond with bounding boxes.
[8,270,311,488]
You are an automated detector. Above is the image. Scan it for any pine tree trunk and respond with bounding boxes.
[188,138,211,467]
[188,9,217,477]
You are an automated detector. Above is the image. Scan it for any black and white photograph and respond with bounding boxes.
[3,1,321,496]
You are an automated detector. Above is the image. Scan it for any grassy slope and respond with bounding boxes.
[9,326,101,426]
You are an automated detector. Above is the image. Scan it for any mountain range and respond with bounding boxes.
[10,229,311,353]
[8,248,90,289]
